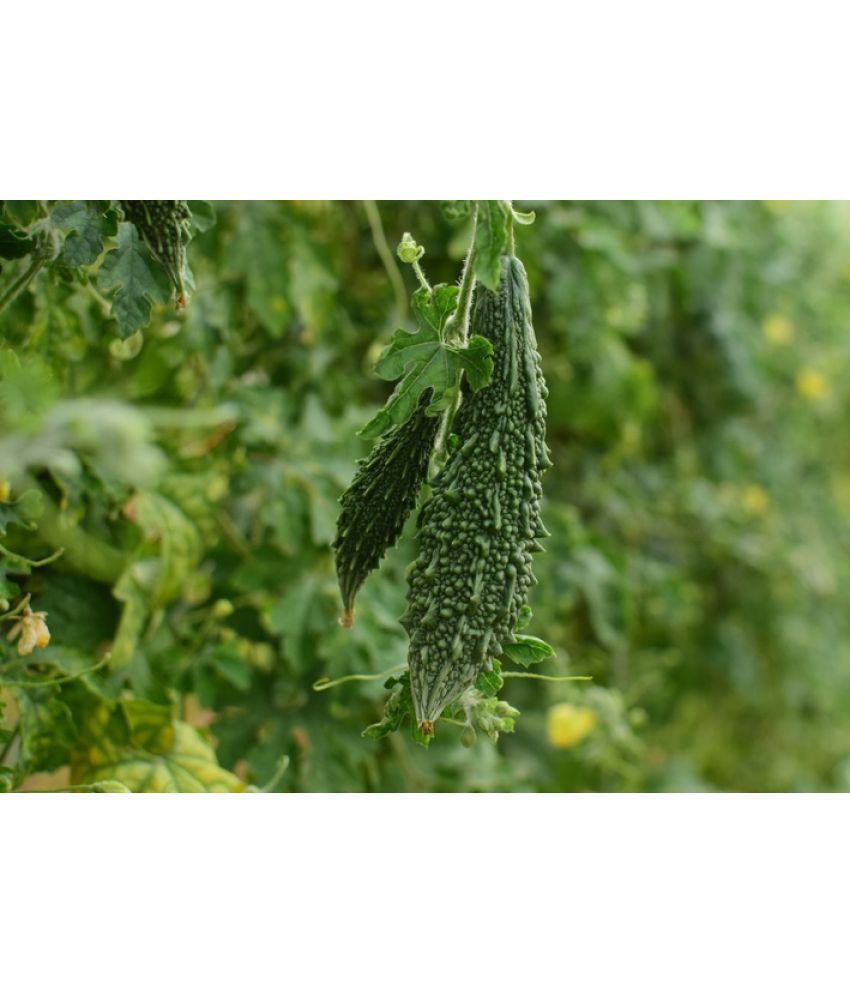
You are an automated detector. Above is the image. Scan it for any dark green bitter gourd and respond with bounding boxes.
[403,255,551,730]
[119,200,192,307]
[334,390,440,626]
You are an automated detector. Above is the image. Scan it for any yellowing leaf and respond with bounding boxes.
[546,703,596,749]
[72,703,246,793]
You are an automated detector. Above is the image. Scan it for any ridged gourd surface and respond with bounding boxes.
[403,255,551,725]
[334,390,439,620]
[120,200,191,302]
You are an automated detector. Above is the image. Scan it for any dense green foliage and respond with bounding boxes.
[2,199,850,791]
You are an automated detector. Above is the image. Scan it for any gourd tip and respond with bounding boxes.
[339,609,354,629]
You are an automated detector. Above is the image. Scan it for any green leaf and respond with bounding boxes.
[457,334,494,391]
[226,202,290,334]
[372,285,458,380]
[0,347,58,427]
[210,643,253,691]
[97,222,171,338]
[187,200,217,234]
[440,201,471,222]
[50,201,118,268]
[515,604,533,631]
[263,575,322,672]
[110,569,149,672]
[0,222,35,260]
[71,702,246,792]
[12,687,76,775]
[474,201,511,290]
[106,491,202,675]
[502,634,555,667]
[0,202,44,227]
[359,285,493,439]
[474,661,504,697]
[363,674,413,739]
[131,491,203,606]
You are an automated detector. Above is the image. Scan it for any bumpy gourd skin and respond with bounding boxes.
[120,201,192,306]
[404,255,551,726]
[334,391,439,622]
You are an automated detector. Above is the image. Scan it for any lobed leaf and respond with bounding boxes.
[359,285,493,439]
[50,201,118,268]
[96,222,171,338]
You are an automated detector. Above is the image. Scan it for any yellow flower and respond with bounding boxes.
[762,314,793,345]
[0,480,9,502]
[7,607,50,656]
[741,484,770,515]
[546,703,596,749]
[796,368,829,401]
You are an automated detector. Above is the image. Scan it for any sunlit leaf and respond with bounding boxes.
[71,702,246,793]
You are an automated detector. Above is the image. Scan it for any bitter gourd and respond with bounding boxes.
[333,390,439,624]
[119,200,192,307]
[403,255,551,728]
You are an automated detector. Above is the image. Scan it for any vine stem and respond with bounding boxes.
[0,593,31,621]
[1,653,111,689]
[0,229,57,316]
[257,754,290,792]
[411,259,431,293]
[0,543,64,568]
[501,672,592,682]
[0,723,19,765]
[444,204,479,347]
[0,254,47,315]
[363,200,408,320]
[312,664,403,692]
[433,207,480,466]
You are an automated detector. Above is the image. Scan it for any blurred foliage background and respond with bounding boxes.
[1,199,850,792]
